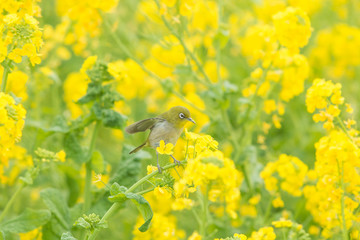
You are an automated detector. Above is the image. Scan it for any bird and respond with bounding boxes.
[125,106,195,172]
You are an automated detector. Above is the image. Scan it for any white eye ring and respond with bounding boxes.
[179,113,185,119]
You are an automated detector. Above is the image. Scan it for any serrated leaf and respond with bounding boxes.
[91,151,104,173]
[110,145,148,187]
[61,232,78,240]
[77,82,102,104]
[130,196,153,232]
[0,208,51,233]
[107,184,153,232]
[74,217,91,229]
[64,132,85,164]
[100,109,126,129]
[40,188,70,230]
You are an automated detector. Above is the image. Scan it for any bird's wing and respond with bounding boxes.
[125,117,165,134]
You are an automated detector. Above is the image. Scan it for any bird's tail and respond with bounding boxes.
[129,142,146,154]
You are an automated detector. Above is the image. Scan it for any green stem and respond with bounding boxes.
[102,16,208,115]
[0,182,25,222]
[159,13,212,85]
[87,160,187,240]
[1,65,9,92]
[221,108,253,193]
[135,188,155,195]
[83,121,101,213]
[338,159,349,240]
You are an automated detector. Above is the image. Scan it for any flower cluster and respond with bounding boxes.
[310,24,360,79]
[1,2,43,66]
[261,154,308,207]
[272,7,312,53]
[0,93,26,184]
[172,131,242,218]
[56,0,119,55]
[303,130,360,238]
[306,78,349,131]
[240,7,311,130]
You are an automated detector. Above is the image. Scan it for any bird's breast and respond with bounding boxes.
[148,121,183,148]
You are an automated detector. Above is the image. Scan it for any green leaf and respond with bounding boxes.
[74,217,91,229]
[130,196,153,232]
[86,62,114,83]
[0,230,5,240]
[42,217,66,239]
[61,232,78,240]
[108,183,153,232]
[100,109,126,129]
[91,151,104,173]
[77,82,102,104]
[0,208,50,233]
[64,132,85,164]
[40,188,70,230]
[110,145,149,187]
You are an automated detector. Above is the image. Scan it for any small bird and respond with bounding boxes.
[125,106,195,172]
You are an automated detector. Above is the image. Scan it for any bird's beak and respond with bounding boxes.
[187,117,196,124]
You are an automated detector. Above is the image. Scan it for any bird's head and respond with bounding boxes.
[162,106,196,128]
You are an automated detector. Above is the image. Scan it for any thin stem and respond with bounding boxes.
[83,121,101,213]
[1,66,9,92]
[159,13,212,85]
[87,160,187,240]
[0,182,25,222]
[102,16,208,115]
[338,158,349,240]
[135,188,155,195]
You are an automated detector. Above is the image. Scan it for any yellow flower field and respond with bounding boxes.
[1,0,360,239]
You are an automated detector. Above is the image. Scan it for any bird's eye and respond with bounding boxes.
[179,113,185,119]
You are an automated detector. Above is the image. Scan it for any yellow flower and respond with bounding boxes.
[55,150,66,162]
[234,233,247,240]
[263,100,277,114]
[81,55,98,73]
[154,186,172,199]
[156,140,174,155]
[251,67,263,79]
[19,228,42,240]
[188,231,202,240]
[272,196,284,208]
[273,7,312,52]
[147,165,158,175]
[8,48,23,63]
[272,218,293,228]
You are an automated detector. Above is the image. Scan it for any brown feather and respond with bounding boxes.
[129,142,147,154]
[125,118,164,134]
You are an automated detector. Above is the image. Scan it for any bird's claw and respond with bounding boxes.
[157,164,163,173]
[174,159,181,166]
[170,155,181,166]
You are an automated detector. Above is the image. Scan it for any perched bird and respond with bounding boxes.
[125,106,195,172]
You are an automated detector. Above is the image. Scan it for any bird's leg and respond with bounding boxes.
[156,151,163,173]
[170,155,181,166]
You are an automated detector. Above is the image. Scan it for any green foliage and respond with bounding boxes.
[40,188,71,230]
[91,151,105,173]
[108,183,153,232]
[74,213,107,233]
[63,131,86,164]
[0,209,51,233]
[110,145,150,187]
[61,232,78,240]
